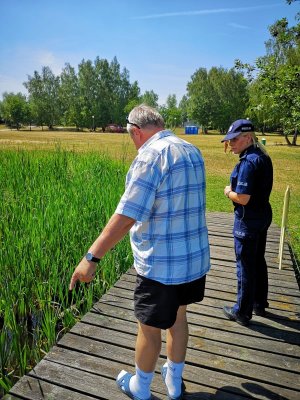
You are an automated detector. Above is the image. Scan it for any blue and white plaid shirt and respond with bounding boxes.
[115,130,210,284]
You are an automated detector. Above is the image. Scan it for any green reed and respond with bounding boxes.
[0,148,132,395]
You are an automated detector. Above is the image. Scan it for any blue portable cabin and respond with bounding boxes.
[185,125,199,134]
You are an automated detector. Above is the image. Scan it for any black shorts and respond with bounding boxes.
[134,274,206,329]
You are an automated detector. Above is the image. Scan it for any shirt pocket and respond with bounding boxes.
[230,169,238,192]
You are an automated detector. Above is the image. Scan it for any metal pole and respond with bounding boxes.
[278,186,290,270]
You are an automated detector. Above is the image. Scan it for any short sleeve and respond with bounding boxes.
[115,160,161,222]
[235,160,256,195]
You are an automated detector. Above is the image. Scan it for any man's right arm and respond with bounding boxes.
[69,213,135,290]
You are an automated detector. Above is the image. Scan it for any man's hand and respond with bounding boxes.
[69,258,97,290]
[68,214,135,291]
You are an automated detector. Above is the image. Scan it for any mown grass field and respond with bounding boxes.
[0,127,299,395]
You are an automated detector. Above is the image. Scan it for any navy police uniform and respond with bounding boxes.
[230,144,273,319]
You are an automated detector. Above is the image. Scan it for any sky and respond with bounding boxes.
[0,0,299,105]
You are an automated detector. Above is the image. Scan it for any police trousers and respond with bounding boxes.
[232,228,269,319]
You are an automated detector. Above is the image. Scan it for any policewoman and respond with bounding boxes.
[221,119,273,326]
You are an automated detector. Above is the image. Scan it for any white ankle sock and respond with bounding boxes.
[129,364,153,400]
[164,359,185,397]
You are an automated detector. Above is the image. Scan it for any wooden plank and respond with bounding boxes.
[55,334,298,400]
[27,359,123,399]
[58,324,300,396]
[7,211,300,400]
[118,270,300,305]
[80,312,300,372]
[41,347,252,400]
[107,283,300,325]
[91,297,300,354]
[8,375,98,400]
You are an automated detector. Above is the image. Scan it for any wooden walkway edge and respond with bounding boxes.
[4,212,300,400]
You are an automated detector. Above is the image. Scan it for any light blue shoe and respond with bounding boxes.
[116,371,153,400]
[161,365,186,400]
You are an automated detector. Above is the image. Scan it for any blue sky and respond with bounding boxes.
[0,0,299,104]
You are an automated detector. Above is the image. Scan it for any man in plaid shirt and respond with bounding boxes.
[70,105,210,400]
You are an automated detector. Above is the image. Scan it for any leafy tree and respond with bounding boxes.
[159,94,181,129]
[187,67,248,133]
[166,94,177,109]
[76,56,139,130]
[187,68,211,133]
[236,11,300,144]
[124,81,141,115]
[24,67,61,129]
[141,90,159,108]
[209,67,249,133]
[1,92,30,129]
[59,63,82,129]
[77,59,98,130]
[178,95,189,126]
[246,79,280,133]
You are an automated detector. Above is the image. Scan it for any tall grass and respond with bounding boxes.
[0,148,132,395]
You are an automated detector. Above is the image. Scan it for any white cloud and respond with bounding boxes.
[32,50,65,75]
[228,23,250,30]
[132,4,282,20]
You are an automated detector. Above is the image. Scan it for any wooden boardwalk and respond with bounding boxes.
[5,212,300,400]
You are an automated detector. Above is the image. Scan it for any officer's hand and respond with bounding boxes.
[224,185,231,196]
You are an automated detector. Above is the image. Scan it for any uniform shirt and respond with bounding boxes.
[230,144,273,238]
[115,130,210,284]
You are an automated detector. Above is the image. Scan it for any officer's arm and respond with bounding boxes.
[225,187,250,205]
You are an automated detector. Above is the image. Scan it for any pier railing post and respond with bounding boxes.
[278,186,290,270]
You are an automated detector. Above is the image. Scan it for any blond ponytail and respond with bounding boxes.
[250,132,269,155]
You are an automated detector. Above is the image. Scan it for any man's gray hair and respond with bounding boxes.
[128,104,164,129]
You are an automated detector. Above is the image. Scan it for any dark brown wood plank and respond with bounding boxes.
[8,375,98,400]
[90,296,300,353]
[55,335,298,400]
[42,347,252,400]
[116,271,300,306]
[80,311,300,372]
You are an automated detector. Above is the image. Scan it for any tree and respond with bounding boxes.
[1,92,30,129]
[208,67,249,133]
[77,59,98,130]
[159,94,181,129]
[178,95,189,126]
[187,68,211,133]
[24,67,61,129]
[59,63,82,129]
[76,56,139,131]
[124,81,141,115]
[165,94,177,109]
[236,12,300,145]
[187,67,248,133]
[141,90,159,108]
[246,79,280,133]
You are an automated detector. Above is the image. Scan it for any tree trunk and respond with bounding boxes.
[284,133,292,145]
[284,130,298,146]
[292,128,298,146]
